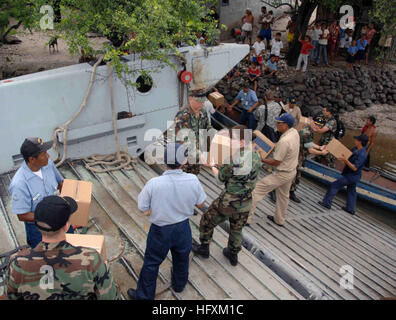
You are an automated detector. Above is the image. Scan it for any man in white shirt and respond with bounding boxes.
[128,143,206,300]
[315,23,329,66]
[308,22,321,61]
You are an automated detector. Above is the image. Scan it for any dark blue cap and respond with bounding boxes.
[164,143,187,168]
[353,134,369,147]
[275,113,295,128]
[289,96,296,104]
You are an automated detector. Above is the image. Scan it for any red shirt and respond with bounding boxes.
[248,67,260,77]
[300,40,315,55]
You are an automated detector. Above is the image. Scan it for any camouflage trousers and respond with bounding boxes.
[316,153,336,169]
[182,164,201,175]
[199,193,252,255]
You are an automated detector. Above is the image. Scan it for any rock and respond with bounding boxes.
[353,97,363,106]
[345,105,354,112]
[355,104,366,110]
[345,94,354,103]
[293,84,306,91]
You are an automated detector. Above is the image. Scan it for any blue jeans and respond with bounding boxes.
[136,219,192,300]
[322,174,360,212]
[25,222,74,248]
[310,40,319,61]
[240,109,256,130]
[316,44,328,65]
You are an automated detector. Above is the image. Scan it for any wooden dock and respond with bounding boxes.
[0,159,301,300]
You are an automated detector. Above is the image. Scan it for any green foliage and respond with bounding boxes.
[0,0,38,42]
[38,0,220,86]
[369,0,396,36]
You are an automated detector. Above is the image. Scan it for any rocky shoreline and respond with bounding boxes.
[216,61,396,135]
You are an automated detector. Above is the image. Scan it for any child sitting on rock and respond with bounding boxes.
[264,55,278,77]
[247,61,260,91]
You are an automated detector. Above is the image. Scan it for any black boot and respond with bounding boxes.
[223,248,238,266]
[192,243,209,258]
[127,288,138,300]
[269,191,276,203]
[289,191,301,203]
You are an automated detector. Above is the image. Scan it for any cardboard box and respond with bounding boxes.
[326,138,353,160]
[297,116,310,131]
[208,133,233,165]
[208,92,225,107]
[253,130,275,159]
[61,179,92,227]
[66,234,107,261]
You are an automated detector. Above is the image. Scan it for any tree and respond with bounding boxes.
[285,0,391,66]
[0,0,37,43]
[35,0,221,84]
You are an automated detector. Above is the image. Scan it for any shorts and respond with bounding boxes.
[259,28,272,40]
[346,54,355,63]
[252,56,263,65]
[243,30,252,38]
[356,50,365,60]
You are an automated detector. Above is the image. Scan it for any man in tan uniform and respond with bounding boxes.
[247,113,300,226]
[283,96,301,129]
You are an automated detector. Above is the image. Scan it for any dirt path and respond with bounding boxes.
[0,27,106,79]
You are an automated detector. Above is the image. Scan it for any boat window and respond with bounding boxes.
[136,75,153,93]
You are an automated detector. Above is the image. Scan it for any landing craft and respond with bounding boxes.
[0,43,249,173]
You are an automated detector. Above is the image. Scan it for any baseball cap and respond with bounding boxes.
[20,137,52,159]
[313,115,326,127]
[289,96,296,104]
[275,113,295,128]
[164,143,187,168]
[34,196,78,232]
[353,134,369,147]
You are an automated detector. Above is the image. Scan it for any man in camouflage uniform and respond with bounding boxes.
[289,116,329,203]
[174,96,213,175]
[313,106,338,168]
[192,125,261,266]
[5,196,119,300]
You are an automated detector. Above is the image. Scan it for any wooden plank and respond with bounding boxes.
[293,218,396,295]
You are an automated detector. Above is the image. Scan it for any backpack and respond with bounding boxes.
[334,115,346,139]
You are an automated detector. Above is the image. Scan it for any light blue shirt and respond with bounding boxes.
[267,59,278,71]
[236,89,258,111]
[357,39,367,51]
[9,159,63,214]
[138,169,206,227]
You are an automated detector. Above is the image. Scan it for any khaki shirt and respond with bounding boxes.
[273,128,300,172]
[283,104,302,129]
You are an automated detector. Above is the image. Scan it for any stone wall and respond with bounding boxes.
[216,67,396,116]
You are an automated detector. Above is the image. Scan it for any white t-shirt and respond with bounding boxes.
[263,15,273,24]
[318,29,329,45]
[339,35,352,48]
[252,41,265,56]
[310,28,321,41]
[33,169,43,179]
[270,39,283,56]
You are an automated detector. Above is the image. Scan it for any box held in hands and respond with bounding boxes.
[208,92,225,107]
[326,138,353,160]
[253,130,275,159]
[61,179,92,227]
[65,234,107,261]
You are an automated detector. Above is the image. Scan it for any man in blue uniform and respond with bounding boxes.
[9,137,73,248]
[127,143,206,300]
[318,134,369,215]
[228,81,259,130]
